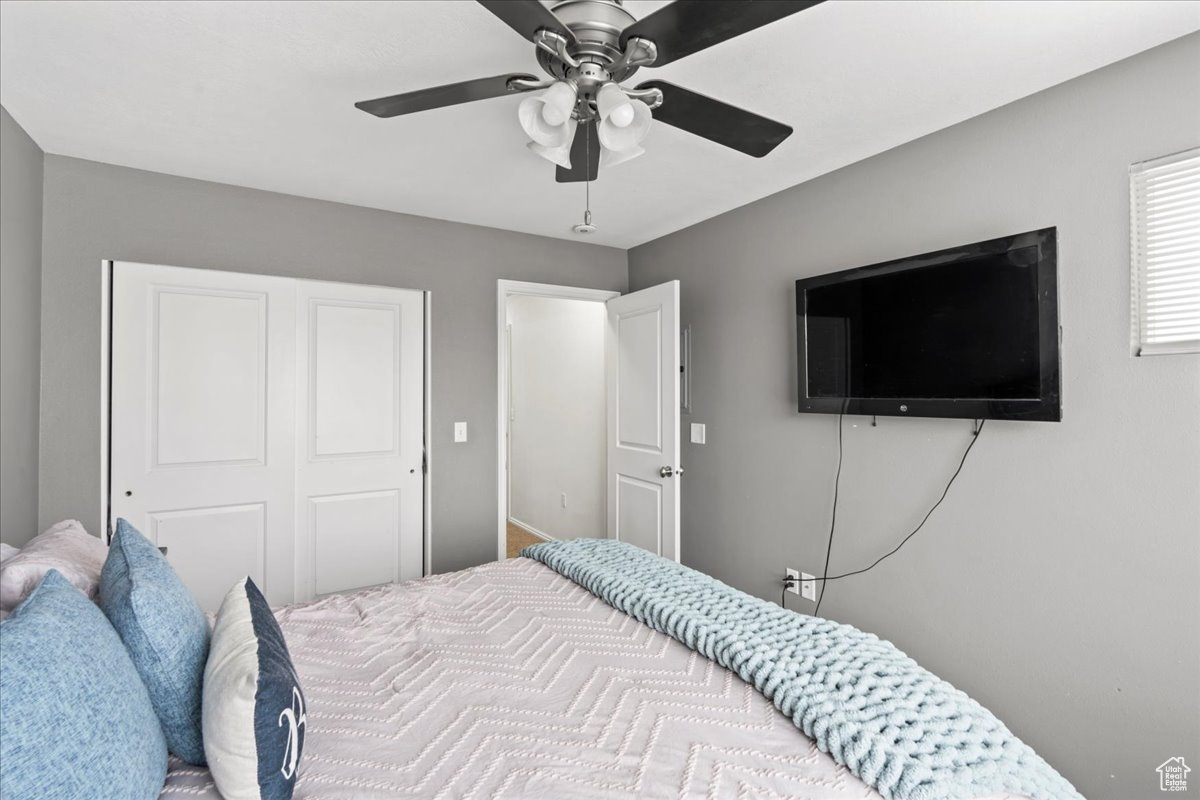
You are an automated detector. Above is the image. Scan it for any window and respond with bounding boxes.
[1130,147,1200,356]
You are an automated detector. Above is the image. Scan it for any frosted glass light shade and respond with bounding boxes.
[600,144,644,168]
[596,82,634,128]
[518,82,578,146]
[527,117,578,168]
[598,97,651,154]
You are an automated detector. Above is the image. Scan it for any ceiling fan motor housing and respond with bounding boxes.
[536,0,640,84]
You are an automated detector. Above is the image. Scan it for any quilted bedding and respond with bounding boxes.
[161,556,1027,799]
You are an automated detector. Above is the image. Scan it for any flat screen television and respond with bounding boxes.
[795,228,1060,422]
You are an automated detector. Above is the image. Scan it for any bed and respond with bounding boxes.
[159,555,1029,800]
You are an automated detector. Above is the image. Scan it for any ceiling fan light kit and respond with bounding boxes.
[357,0,821,197]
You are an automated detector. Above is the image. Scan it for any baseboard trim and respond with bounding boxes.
[507,518,556,542]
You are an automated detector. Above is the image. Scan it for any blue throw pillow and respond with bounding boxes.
[100,518,210,765]
[204,577,306,800]
[0,570,168,799]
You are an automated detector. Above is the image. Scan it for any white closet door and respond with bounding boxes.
[110,262,297,611]
[294,280,425,601]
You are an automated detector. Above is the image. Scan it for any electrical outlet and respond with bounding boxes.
[785,568,800,596]
[800,572,817,602]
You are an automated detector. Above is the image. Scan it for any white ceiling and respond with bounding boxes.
[2,1,1197,249]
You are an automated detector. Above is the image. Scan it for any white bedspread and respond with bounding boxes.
[162,556,1025,800]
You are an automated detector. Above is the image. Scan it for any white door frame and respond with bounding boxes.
[100,260,434,578]
[496,280,619,561]
[100,261,113,542]
[423,290,433,577]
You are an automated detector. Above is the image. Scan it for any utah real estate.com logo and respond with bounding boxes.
[1158,757,1190,792]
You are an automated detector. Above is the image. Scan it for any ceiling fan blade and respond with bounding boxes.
[621,0,823,67]
[637,80,792,157]
[476,0,576,44]
[556,120,600,183]
[355,73,540,118]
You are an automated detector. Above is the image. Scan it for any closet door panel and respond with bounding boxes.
[310,302,399,459]
[295,281,425,600]
[149,504,266,613]
[309,490,399,596]
[110,262,297,611]
[153,290,266,467]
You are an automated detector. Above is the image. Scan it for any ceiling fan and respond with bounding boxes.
[355,0,824,184]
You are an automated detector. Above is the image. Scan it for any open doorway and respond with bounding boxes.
[497,281,618,560]
[496,279,683,563]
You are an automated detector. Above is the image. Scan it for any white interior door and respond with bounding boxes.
[110,262,297,610]
[605,281,680,560]
[294,280,425,601]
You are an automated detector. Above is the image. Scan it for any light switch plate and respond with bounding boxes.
[690,423,706,444]
[454,421,468,443]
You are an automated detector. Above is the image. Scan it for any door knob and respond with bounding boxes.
[660,466,683,478]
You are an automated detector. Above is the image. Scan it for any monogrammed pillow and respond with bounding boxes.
[203,577,306,800]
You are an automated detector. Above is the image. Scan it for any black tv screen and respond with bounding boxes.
[796,228,1060,421]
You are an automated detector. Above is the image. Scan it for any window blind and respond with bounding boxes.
[1130,147,1200,356]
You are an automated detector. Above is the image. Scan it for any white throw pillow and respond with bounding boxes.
[0,521,108,612]
[0,543,18,565]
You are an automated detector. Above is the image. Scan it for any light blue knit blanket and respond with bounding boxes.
[522,538,1081,800]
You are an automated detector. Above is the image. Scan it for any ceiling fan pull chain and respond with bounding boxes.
[572,127,598,235]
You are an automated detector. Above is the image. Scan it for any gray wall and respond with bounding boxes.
[38,155,626,571]
[628,35,1199,800]
[0,106,44,546]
